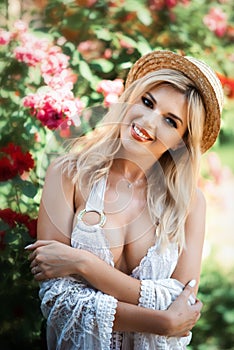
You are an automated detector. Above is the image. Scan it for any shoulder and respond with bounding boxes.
[45,157,72,185]
[42,157,75,204]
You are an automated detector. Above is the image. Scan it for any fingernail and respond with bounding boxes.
[24,244,33,249]
[188,279,196,288]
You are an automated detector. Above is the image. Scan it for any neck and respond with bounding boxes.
[112,158,146,185]
[115,147,158,174]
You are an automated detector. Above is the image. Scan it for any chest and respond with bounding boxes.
[74,183,157,274]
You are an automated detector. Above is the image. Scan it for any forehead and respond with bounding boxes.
[148,82,184,94]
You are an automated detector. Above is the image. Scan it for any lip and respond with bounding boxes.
[130,123,154,142]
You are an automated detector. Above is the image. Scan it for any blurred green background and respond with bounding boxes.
[0,0,233,349]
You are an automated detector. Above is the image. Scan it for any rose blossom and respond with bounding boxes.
[0,143,34,181]
[97,79,124,97]
[0,208,37,238]
[23,88,84,130]
[13,20,28,34]
[0,29,12,45]
[43,68,77,89]
[97,79,124,107]
[14,32,50,66]
[203,7,227,37]
[40,46,70,76]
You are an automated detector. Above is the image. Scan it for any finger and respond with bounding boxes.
[28,251,36,262]
[25,240,54,250]
[182,331,190,337]
[182,279,197,298]
[192,299,203,313]
[31,265,40,275]
[34,272,45,281]
[30,259,38,268]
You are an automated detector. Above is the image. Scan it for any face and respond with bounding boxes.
[120,84,188,165]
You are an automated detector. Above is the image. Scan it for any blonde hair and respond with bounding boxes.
[58,69,205,252]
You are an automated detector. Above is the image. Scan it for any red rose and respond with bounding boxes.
[0,208,18,227]
[0,143,34,181]
[0,156,18,181]
[0,208,37,238]
[25,218,37,238]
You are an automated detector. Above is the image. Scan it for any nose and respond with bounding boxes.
[142,109,161,136]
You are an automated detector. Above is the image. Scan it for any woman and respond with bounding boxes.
[26,50,223,349]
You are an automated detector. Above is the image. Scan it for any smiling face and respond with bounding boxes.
[120,84,188,165]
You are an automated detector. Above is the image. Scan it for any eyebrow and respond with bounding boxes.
[146,92,184,125]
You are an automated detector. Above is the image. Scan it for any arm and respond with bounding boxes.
[30,185,206,303]
[36,159,75,245]
[28,239,201,336]
[27,161,202,335]
[171,188,206,294]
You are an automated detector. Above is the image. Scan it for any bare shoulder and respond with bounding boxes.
[44,157,73,189]
[45,157,70,180]
[41,157,75,208]
[38,157,76,241]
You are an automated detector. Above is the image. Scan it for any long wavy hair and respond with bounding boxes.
[57,69,205,252]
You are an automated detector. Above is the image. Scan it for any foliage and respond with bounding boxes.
[189,259,234,350]
[0,0,233,348]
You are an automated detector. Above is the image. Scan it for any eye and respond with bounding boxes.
[141,96,154,109]
[165,116,178,129]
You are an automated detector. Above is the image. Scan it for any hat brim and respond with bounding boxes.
[125,50,223,153]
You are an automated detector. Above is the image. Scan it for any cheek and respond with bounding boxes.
[155,129,187,153]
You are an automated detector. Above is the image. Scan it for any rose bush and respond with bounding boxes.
[0,0,233,348]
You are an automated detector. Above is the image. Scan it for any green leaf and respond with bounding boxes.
[117,34,137,48]
[21,181,38,198]
[93,27,112,41]
[137,41,152,56]
[13,177,38,198]
[79,60,99,89]
[0,221,9,231]
[136,7,152,26]
[4,232,19,244]
[79,60,94,81]
[91,59,114,73]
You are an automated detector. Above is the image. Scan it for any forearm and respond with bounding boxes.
[77,249,140,304]
[114,301,170,335]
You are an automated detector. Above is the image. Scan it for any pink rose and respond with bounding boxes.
[97,79,124,97]
[14,33,50,66]
[0,29,12,45]
[13,20,28,34]
[41,46,70,76]
[203,7,227,37]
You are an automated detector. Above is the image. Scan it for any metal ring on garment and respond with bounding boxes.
[77,209,106,227]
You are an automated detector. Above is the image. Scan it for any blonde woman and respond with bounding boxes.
[26,50,223,349]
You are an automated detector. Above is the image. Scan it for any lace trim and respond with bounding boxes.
[132,242,178,281]
[39,278,119,350]
[139,279,156,308]
[135,279,192,349]
[111,332,123,350]
[96,292,118,349]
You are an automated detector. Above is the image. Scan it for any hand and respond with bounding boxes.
[25,240,79,281]
[165,280,203,337]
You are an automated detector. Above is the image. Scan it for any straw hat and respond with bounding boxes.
[125,50,224,153]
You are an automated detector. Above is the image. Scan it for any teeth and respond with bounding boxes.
[133,124,151,140]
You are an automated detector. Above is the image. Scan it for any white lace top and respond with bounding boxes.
[39,176,194,349]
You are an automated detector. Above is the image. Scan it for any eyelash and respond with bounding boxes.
[165,117,177,129]
[141,96,153,109]
[141,96,178,129]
